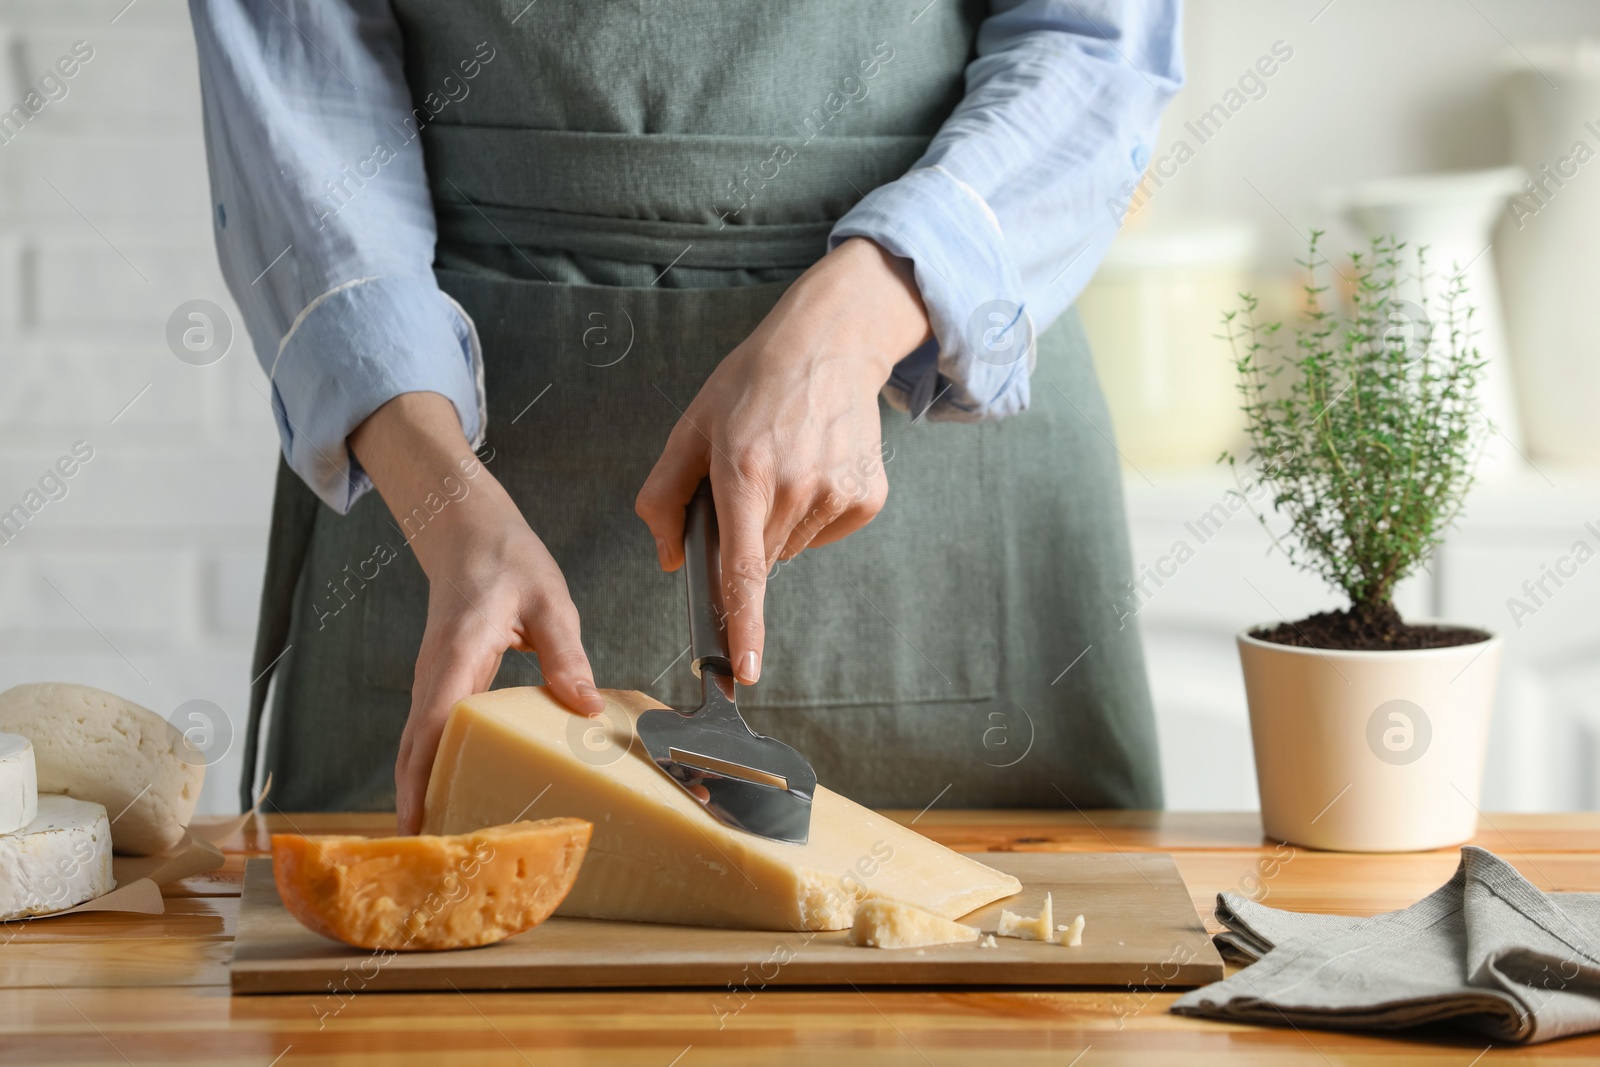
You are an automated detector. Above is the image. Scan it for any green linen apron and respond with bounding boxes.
[241,0,1162,814]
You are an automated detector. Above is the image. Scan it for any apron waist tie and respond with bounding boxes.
[425,126,933,271]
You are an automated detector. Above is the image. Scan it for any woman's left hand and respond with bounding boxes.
[636,237,931,687]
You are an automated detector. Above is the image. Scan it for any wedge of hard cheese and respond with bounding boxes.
[422,687,1020,931]
[272,818,591,951]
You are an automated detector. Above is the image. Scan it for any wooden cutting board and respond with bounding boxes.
[230,852,1223,994]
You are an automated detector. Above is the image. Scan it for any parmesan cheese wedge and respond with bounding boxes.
[850,899,981,949]
[1059,914,1086,947]
[997,891,1053,941]
[423,687,1021,931]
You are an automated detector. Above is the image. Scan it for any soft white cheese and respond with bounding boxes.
[0,732,37,835]
[0,683,203,855]
[0,794,115,919]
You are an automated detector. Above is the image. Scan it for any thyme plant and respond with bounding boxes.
[1222,233,1487,628]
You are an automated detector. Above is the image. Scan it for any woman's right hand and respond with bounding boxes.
[350,392,605,834]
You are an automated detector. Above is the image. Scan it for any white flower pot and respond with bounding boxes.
[1238,626,1502,852]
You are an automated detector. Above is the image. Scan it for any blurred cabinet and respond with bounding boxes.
[1124,467,1600,812]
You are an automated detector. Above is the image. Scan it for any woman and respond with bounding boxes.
[191,0,1182,832]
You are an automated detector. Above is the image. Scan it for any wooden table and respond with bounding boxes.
[4,811,1599,1065]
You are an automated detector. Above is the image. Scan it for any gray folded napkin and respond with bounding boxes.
[1171,846,1600,1043]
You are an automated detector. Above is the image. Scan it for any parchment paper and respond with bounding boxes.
[11,775,272,920]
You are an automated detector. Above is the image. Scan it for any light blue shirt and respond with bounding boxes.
[190,0,1182,514]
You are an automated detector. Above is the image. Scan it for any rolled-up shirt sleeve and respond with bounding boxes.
[190,0,485,513]
[831,0,1183,421]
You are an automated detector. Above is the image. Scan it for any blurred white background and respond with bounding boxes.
[1103,0,1600,814]
[0,0,1596,815]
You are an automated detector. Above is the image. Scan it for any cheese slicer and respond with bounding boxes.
[636,478,816,844]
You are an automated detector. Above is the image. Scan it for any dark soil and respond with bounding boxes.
[1250,603,1489,651]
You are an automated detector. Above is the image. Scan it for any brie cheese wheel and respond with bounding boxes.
[849,899,980,949]
[0,732,37,835]
[0,683,204,855]
[423,687,1021,931]
[0,794,115,919]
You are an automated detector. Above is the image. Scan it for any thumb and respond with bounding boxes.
[396,638,494,835]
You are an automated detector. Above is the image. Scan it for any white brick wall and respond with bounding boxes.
[0,0,277,817]
[0,549,196,638]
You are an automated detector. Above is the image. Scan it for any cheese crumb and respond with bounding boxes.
[996,891,1054,941]
[849,898,980,949]
[1058,914,1086,947]
[980,934,998,949]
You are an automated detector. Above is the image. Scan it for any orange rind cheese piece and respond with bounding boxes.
[271,818,591,951]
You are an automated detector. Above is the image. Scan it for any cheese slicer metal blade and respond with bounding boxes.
[636,478,816,844]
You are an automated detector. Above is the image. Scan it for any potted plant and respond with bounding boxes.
[1222,233,1502,852]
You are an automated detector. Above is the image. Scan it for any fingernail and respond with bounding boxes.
[737,651,760,685]
[654,537,669,566]
[577,680,603,714]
